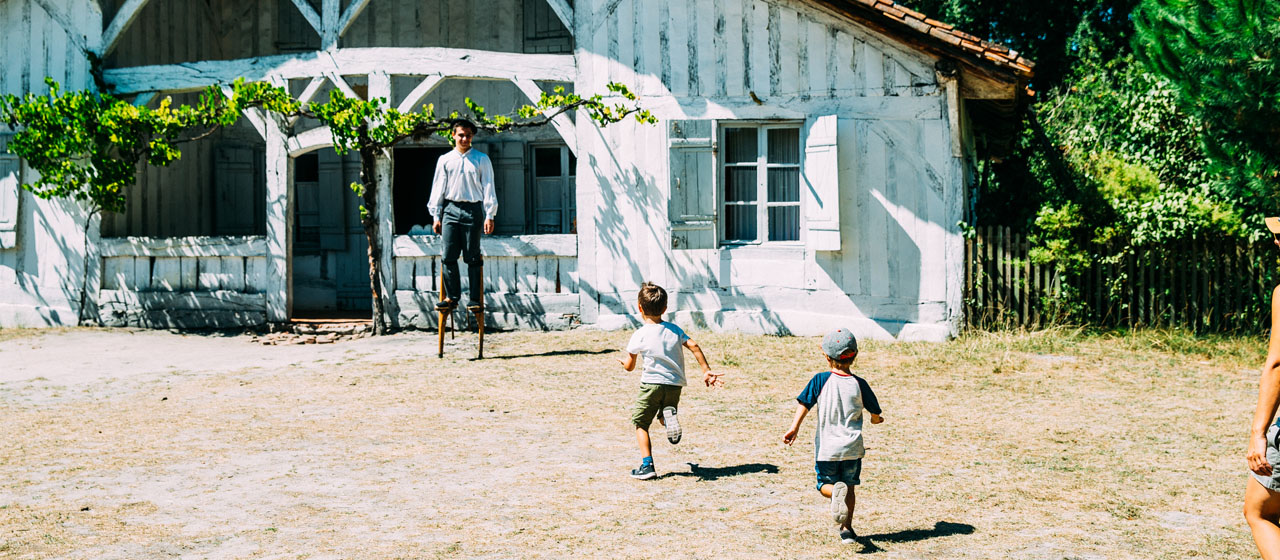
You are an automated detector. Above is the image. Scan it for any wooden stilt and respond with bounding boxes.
[476,264,484,360]
[437,265,446,358]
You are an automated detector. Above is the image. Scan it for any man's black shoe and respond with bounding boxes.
[435,299,457,311]
[466,303,484,313]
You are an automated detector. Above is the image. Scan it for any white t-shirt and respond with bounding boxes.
[625,322,689,387]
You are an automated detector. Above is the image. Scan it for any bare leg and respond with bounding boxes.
[1246,477,1280,559]
[635,427,652,459]
[842,487,857,531]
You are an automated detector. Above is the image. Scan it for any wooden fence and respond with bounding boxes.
[965,226,1280,333]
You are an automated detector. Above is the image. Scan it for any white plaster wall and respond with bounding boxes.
[0,0,101,327]
[575,0,963,341]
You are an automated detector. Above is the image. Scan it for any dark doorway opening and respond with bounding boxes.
[394,146,452,234]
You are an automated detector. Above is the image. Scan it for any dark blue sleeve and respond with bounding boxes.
[796,372,830,409]
[856,375,881,415]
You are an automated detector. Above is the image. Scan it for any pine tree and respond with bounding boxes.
[1133,0,1280,213]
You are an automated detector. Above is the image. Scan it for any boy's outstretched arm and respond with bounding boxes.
[683,339,721,387]
[617,352,638,371]
[782,403,810,445]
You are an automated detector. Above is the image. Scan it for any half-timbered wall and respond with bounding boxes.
[103,0,571,68]
[0,0,99,326]
[574,0,963,340]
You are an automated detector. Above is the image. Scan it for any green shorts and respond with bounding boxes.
[631,383,682,429]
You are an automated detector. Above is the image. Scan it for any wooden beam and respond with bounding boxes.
[395,75,443,113]
[132,92,155,107]
[512,79,576,156]
[544,0,573,37]
[220,85,267,140]
[31,0,89,54]
[321,0,340,49]
[288,0,322,37]
[323,72,359,99]
[287,76,328,126]
[336,0,373,42]
[99,235,268,257]
[101,0,150,55]
[286,126,334,157]
[104,48,577,94]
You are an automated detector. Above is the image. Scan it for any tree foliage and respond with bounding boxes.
[1133,0,1280,215]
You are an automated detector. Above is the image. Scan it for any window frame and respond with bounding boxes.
[717,120,804,247]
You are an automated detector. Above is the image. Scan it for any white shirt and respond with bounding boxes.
[427,148,498,220]
[625,322,690,387]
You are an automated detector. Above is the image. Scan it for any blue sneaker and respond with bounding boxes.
[630,462,656,480]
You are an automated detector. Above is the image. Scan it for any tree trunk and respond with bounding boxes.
[77,205,102,326]
[359,146,388,335]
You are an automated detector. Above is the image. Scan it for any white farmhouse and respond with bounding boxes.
[0,0,1032,340]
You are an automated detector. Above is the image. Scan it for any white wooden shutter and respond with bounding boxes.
[802,114,841,251]
[0,135,20,249]
[668,120,716,250]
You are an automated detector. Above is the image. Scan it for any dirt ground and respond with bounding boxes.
[0,326,1264,559]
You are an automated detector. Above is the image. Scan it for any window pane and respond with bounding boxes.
[768,206,800,241]
[534,147,561,177]
[724,128,758,164]
[568,152,576,176]
[724,205,758,241]
[768,128,800,164]
[767,168,799,202]
[724,167,757,202]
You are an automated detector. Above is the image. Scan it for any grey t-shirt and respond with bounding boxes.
[796,371,881,461]
[625,322,689,387]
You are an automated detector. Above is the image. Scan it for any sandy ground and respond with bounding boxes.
[0,327,1264,559]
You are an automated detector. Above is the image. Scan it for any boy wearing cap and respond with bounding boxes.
[783,328,884,544]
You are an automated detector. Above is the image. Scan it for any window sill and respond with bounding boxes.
[719,243,805,260]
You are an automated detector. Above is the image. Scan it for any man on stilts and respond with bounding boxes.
[429,119,497,314]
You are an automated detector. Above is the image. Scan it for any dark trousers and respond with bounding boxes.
[441,200,484,304]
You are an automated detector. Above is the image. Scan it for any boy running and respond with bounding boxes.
[618,282,721,479]
[783,328,884,544]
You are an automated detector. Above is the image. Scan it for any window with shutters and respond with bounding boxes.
[720,123,802,244]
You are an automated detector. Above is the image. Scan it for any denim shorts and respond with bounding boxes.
[815,459,862,491]
[1252,423,1280,491]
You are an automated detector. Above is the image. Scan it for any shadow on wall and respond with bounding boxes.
[21,194,88,326]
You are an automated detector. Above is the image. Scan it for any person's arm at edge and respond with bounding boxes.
[617,352,638,371]
[683,338,720,387]
[782,403,809,445]
[428,157,447,234]
[1249,285,1280,475]
[859,376,884,424]
[481,154,497,234]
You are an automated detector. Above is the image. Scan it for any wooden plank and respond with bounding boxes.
[197,257,222,291]
[245,256,268,294]
[413,257,435,291]
[667,0,688,97]
[100,236,268,258]
[695,0,715,97]
[102,257,125,291]
[98,289,269,311]
[516,257,539,293]
[221,256,246,292]
[393,234,576,257]
[151,257,181,291]
[395,257,414,291]
[104,48,578,94]
[722,0,744,97]
[536,257,557,294]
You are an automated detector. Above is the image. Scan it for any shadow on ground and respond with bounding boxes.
[659,462,780,481]
[488,349,614,360]
[856,521,976,553]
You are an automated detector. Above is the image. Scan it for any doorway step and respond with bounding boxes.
[252,316,372,345]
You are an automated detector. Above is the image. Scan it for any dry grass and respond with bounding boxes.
[0,326,1265,559]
